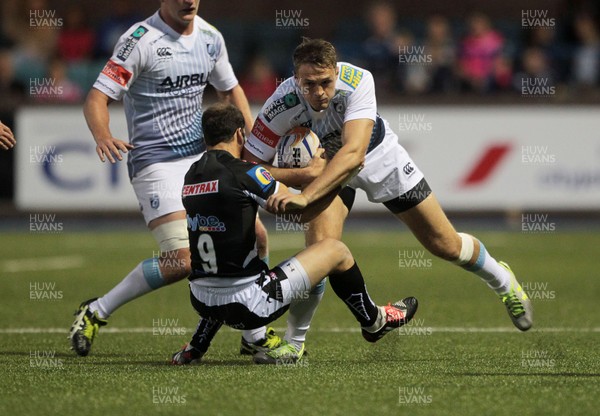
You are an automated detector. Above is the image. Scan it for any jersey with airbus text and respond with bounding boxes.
[183,150,279,280]
[93,11,238,179]
[244,62,389,162]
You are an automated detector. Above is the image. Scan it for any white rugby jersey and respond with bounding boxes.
[93,11,238,179]
[244,62,389,163]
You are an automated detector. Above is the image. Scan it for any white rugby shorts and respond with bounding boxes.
[131,153,203,225]
[347,128,424,203]
[188,257,311,330]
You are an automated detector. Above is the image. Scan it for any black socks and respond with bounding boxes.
[329,262,379,327]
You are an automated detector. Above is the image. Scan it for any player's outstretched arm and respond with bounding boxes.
[301,118,373,204]
[0,121,16,150]
[265,180,338,223]
[83,88,133,163]
[243,147,327,188]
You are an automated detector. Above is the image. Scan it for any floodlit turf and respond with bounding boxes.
[0,228,598,415]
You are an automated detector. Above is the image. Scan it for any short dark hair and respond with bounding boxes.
[293,38,337,73]
[201,103,245,146]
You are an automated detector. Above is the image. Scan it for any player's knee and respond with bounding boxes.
[151,219,189,252]
[322,238,353,270]
[158,249,191,282]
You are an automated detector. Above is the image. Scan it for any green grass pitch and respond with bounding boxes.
[0,227,598,415]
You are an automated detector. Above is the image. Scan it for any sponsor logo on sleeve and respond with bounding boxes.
[116,25,148,61]
[250,118,281,148]
[264,93,300,122]
[101,60,133,87]
[244,140,265,157]
[246,166,275,191]
[182,180,219,198]
[339,65,363,89]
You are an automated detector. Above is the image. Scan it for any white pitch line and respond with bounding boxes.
[1,255,85,273]
[1,327,598,334]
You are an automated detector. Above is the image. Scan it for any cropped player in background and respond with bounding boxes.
[244,38,533,363]
[69,0,276,357]
[0,121,16,150]
[171,103,418,365]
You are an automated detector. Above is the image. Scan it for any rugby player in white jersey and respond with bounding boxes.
[243,38,533,363]
[69,0,279,357]
[171,103,418,365]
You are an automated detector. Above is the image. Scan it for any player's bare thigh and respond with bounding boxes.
[305,196,348,246]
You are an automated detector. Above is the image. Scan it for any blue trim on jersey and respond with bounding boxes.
[142,258,166,289]
[366,115,385,154]
[464,241,487,272]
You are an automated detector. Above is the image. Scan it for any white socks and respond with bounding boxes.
[284,280,326,349]
[242,327,266,343]
[455,234,511,295]
[90,258,166,319]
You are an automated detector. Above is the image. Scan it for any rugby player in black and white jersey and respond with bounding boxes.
[242,38,533,363]
[171,103,418,365]
[69,0,278,357]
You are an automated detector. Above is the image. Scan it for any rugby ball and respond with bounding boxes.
[274,127,321,168]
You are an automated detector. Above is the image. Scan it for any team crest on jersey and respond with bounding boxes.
[332,99,345,114]
[339,65,363,89]
[116,25,148,61]
[246,166,274,191]
[206,43,216,58]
